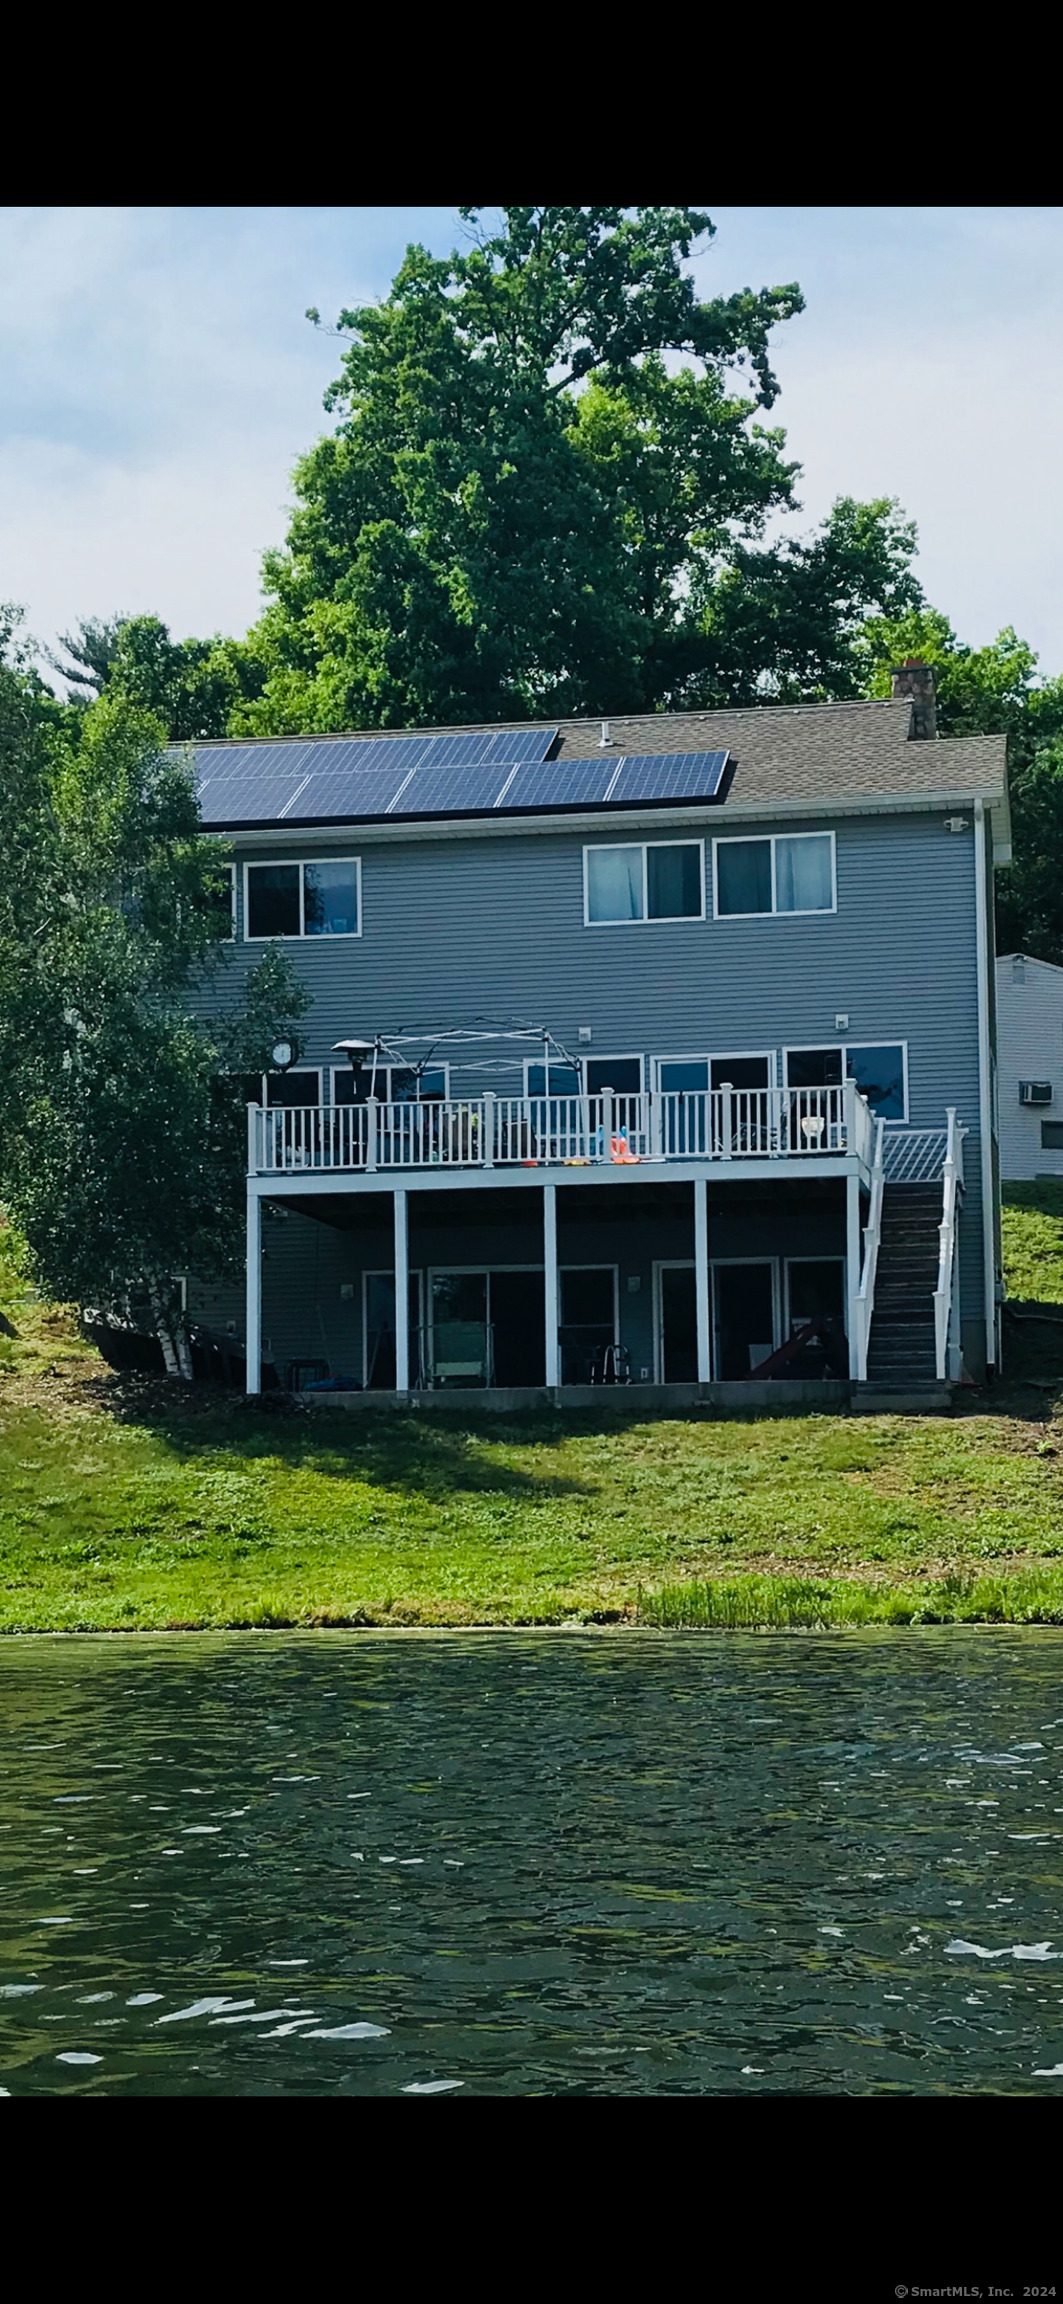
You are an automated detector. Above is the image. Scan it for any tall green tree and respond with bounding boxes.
[857,605,1063,960]
[46,612,267,741]
[233,207,922,732]
[0,651,308,1376]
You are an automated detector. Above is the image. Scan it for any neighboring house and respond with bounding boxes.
[995,953,1063,1181]
[181,664,1008,1399]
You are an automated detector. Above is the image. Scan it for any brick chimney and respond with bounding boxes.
[890,658,937,741]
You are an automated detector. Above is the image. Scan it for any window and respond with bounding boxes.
[332,1064,448,1106]
[1042,1122,1063,1149]
[585,1056,643,1095]
[584,841,703,925]
[714,832,835,918]
[784,1043,908,1122]
[846,1045,906,1121]
[261,1069,322,1108]
[785,1258,845,1332]
[786,1048,843,1089]
[525,1062,582,1097]
[559,1267,618,1386]
[657,1054,775,1094]
[244,858,361,939]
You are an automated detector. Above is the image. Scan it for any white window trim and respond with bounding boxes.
[261,1066,323,1107]
[242,857,363,941]
[329,1062,450,1107]
[782,1040,910,1124]
[711,830,837,920]
[363,1268,426,1389]
[783,1256,847,1337]
[652,1259,695,1384]
[653,1256,783,1380]
[583,838,706,927]
[654,1050,778,1091]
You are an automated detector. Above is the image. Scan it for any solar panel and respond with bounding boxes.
[390,764,510,816]
[191,732,726,826]
[418,727,556,768]
[285,765,417,820]
[199,772,309,825]
[498,759,619,810]
[189,726,555,820]
[607,751,730,805]
[194,740,320,787]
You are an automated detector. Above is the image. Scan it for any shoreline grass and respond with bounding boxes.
[5,1195,1063,1634]
[637,1567,1063,1630]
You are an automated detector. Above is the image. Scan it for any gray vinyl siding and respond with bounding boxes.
[204,807,987,1352]
[995,955,1063,1182]
[221,814,978,1115]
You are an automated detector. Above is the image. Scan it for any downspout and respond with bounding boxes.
[974,800,997,1374]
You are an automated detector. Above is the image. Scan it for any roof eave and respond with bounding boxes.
[205,779,1011,850]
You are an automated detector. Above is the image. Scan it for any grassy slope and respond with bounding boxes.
[3,1197,1063,1630]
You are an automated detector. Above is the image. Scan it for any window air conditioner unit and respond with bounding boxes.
[1020,1081,1053,1106]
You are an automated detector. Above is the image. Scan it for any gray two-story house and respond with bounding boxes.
[183,664,1008,1402]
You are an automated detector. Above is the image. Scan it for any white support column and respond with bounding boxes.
[245,1185,262,1396]
[846,1170,862,1380]
[543,1182,560,1390]
[694,1176,711,1384]
[393,1186,410,1395]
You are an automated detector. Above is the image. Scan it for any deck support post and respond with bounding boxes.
[544,1182,560,1391]
[694,1176,711,1383]
[245,1186,262,1396]
[394,1185,410,1395]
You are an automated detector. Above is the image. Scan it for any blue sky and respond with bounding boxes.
[2,206,1062,683]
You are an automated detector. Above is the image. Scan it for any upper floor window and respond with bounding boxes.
[713,832,835,919]
[243,858,361,940]
[584,841,704,925]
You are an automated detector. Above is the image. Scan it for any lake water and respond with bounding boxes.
[3,1630,1063,2096]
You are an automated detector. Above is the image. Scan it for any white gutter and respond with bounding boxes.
[974,799,998,1373]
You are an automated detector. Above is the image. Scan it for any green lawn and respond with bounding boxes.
[3,1197,1063,1631]
[1002,1181,1063,1302]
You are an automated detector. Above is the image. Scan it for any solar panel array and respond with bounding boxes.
[195,726,556,825]
[193,730,731,827]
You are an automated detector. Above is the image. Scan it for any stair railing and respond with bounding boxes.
[934,1107,964,1381]
[853,1116,886,1381]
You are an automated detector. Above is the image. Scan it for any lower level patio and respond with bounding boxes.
[229,1171,867,1397]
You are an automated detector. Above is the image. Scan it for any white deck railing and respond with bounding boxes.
[249,1082,875,1177]
[934,1107,966,1380]
[852,1116,886,1381]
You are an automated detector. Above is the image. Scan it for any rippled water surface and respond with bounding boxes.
[4,1630,1063,2095]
